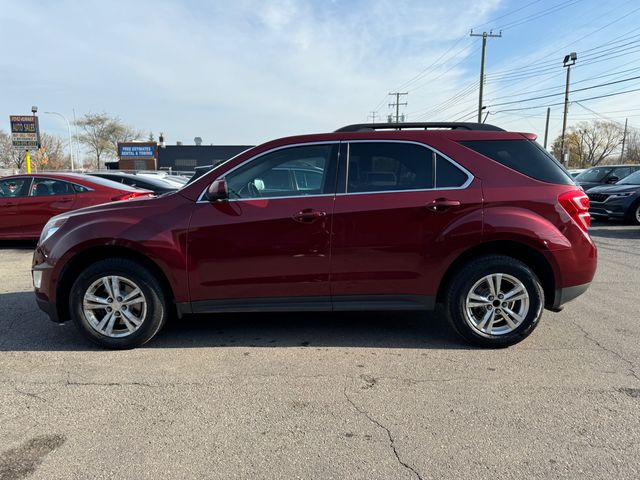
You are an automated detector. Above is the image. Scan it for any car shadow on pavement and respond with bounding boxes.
[589,226,640,240]
[0,240,37,250]
[0,291,468,351]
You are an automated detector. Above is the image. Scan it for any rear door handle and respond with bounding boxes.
[426,198,461,212]
[293,209,327,223]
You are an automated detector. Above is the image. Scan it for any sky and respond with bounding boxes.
[1,0,640,155]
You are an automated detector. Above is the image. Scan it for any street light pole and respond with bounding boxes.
[560,52,577,166]
[44,111,75,171]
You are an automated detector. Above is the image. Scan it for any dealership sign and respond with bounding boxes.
[118,143,156,159]
[9,115,39,149]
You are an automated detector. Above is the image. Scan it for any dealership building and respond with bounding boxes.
[114,136,253,172]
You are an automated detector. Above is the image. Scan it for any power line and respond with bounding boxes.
[496,0,584,31]
[492,86,640,113]
[488,74,640,108]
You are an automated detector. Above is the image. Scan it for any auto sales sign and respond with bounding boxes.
[10,115,40,149]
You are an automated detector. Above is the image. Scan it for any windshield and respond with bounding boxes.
[619,170,640,185]
[574,167,612,182]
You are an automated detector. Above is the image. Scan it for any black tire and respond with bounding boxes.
[69,258,168,349]
[626,200,640,226]
[443,255,544,348]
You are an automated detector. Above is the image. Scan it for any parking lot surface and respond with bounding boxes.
[1,223,639,479]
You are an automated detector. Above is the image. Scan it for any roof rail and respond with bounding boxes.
[335,122,505,133]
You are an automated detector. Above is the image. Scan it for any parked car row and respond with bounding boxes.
[574,164,640,224]
[0,172,174,240]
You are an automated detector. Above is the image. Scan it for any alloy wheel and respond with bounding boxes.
[82,276,147,338]
[464,273,530,337]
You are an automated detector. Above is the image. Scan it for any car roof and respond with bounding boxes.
[0,172,152,192]
[90,171,177,186]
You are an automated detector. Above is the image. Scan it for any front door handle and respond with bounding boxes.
[293,208,327,223]
[426,198,461,212]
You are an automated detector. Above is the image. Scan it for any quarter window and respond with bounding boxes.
[226,145,334,199]
[436,155,468,188]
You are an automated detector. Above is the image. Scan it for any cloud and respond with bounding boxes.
[0,0,503,145]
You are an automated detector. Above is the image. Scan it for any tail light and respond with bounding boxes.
[558,189,591,232]
[111,191,153,201]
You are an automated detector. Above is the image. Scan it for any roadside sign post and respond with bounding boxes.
[9,115,40,173]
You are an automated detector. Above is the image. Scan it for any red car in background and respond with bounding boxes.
[0,173,153,240]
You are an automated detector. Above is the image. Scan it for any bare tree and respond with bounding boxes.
[75,113,143,169]
[107,123,143,156]
[551,131,582,166]
[0,130,26,170]
[622,127,640,163]
[34,133,70,170]
[573,120,624,167]
[75,113,117,169]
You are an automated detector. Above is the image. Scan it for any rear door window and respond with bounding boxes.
[30,178,74,196]
[461,139,573,185]
[347,142,434,193]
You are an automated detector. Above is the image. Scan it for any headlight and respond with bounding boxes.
[39,216,68,244]
[610,192,633,198]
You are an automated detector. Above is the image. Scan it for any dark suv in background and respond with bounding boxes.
[574,164,640,191]
[32,122,597,349]
[587,169,640,224]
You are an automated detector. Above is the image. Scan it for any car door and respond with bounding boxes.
[187,143,339,311]
[330,140,483,309]
[0,177,32,239]
[18,177,77,238]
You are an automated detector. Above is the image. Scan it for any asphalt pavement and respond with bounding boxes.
[0,222,639,479]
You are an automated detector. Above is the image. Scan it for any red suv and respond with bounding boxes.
[32,123,597,349]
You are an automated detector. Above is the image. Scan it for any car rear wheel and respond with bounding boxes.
[69,258,168,349]
[444,255,544,348]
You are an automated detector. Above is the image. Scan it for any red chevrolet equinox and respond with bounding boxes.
[32,123,597,349]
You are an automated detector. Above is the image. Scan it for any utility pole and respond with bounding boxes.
[470,30,502,123]
[368,111,379,123]
[388,92,408,123]
[620,117,629,161]
[543,107,551,149]
[560,52,577,165]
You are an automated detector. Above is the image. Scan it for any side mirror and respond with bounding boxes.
[205,178,229,201]
[606,176,619,184]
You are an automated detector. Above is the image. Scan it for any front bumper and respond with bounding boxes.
[35,293,61,323]
[32,246,65,323]
[589,197,633,219]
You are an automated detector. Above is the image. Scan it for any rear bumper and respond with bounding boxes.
[550,282,591,311]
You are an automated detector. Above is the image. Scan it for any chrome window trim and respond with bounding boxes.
[197,141,340,203]
[342,139,474,194]
[196,139,474,203]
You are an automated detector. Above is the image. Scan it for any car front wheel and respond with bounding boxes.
[627,201,640,225]
[69,258,168,349]
[444,255,544,348]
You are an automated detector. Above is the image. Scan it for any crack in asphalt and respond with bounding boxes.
[342,384,423,480]
[570,320,640,383]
